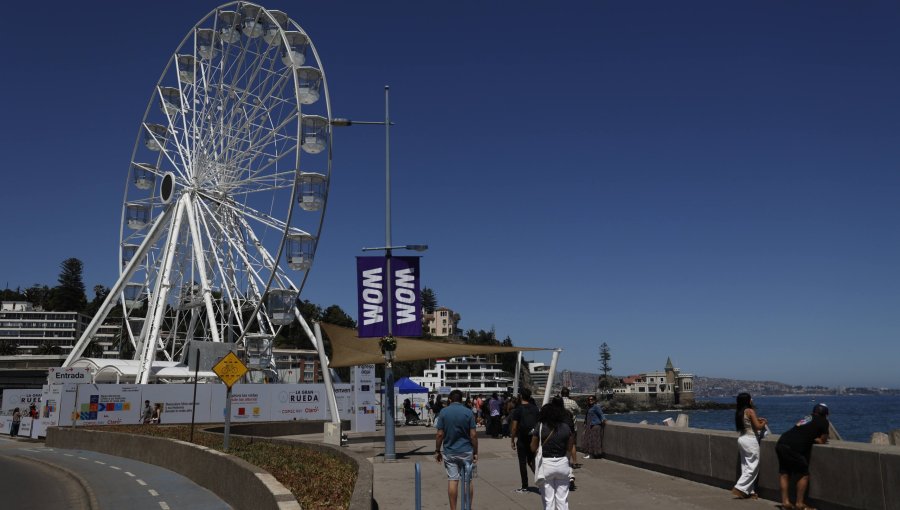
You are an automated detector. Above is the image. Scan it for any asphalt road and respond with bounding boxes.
[0,436,231,509]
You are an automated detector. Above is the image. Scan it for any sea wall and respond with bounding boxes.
[581,421,900,510]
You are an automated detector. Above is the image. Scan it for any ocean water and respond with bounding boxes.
[605,394,900,443]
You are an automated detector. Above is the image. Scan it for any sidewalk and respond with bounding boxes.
[297,424,779,510]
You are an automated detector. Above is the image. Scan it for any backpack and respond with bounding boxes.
[517,402,539,439]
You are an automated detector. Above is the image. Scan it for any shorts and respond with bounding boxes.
[776,443,810,476]
[443,451,474,481]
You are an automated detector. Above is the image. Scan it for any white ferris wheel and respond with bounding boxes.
[64,2,332,383]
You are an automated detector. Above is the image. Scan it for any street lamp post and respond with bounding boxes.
[336,86,427,462]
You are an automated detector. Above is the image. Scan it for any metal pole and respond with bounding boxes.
[224,386,233,451]
[190,348,199,443]
[383,84,397,462]
[385,85,391,252]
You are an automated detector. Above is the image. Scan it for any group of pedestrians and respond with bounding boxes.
[433,386,832,510]
[7,403,40,438]
[731,392,831,510]
[434,386,603,510]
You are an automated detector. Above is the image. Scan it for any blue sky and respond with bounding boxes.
[2,1,899,388]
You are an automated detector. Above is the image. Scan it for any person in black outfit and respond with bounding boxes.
[531,397,575,509]
[775,403,830,510]
[510,388,539,494]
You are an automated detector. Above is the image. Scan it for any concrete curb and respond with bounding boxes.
[46,427,301,510]
[12,453,100,509]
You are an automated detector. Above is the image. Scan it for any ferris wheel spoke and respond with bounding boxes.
[144,123,191,182]
[237,213,298,292]
[220,67,293,164]
[197,189,291,233]
[196,207,247,338]
[196,198,271,295]
[218,43,280,149]
[218,169,296,195]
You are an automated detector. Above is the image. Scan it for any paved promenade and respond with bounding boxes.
[303,424,780,510]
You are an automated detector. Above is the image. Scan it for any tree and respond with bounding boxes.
[421,287,437,314]
[321,304,356,329]
[84,285,110,317]
[0,287,26,302]
[49,258,88,312]
[598,342,613,393]
[24,284,53,310]
[297,299,322,323]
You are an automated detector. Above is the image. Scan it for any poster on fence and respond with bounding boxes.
[140,384,215,424]
[271,384,328,420]
[0,389,41,434]
[73,384,142,426]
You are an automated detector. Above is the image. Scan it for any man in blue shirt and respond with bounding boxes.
[435,389,478,510]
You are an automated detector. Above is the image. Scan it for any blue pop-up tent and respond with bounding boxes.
[393,377,429,394]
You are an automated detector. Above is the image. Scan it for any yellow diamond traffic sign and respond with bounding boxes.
[212,351,248,388]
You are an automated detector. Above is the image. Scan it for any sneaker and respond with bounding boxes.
[514,488,529,494]
[582,454,591,459]
[569,480,577,491]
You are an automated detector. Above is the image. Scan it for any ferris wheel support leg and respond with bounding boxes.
[542,349,563,406]
[138,195,189,384]
[134,200,184,361]
[183,193,221,343]
[312,321,342,426]
[63,205,174,367]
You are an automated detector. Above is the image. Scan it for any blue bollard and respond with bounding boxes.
[415,462,421,510]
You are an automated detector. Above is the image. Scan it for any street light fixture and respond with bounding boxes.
[334,86,427,462]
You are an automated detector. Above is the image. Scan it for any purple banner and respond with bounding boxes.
[356,256,422,338]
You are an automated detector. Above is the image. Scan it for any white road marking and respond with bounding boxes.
[159,502,170,509]
[94,460,106,465]
[64,453,74,457]
[136,479,147,486]
[78,456,88,460]
[148,489,159,496]
[110,465,121,470]
[125,471,136,477]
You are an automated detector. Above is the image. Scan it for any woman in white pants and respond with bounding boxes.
[532,397,575,510]
[732,392,768,499]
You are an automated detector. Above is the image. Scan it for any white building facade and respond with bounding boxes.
[411,356,513,395]
[0,301,91,355]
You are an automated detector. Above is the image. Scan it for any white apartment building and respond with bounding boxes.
[0,301,91,355]
[411,356,513,394]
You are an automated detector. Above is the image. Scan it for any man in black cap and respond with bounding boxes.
[775,403,830,510]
